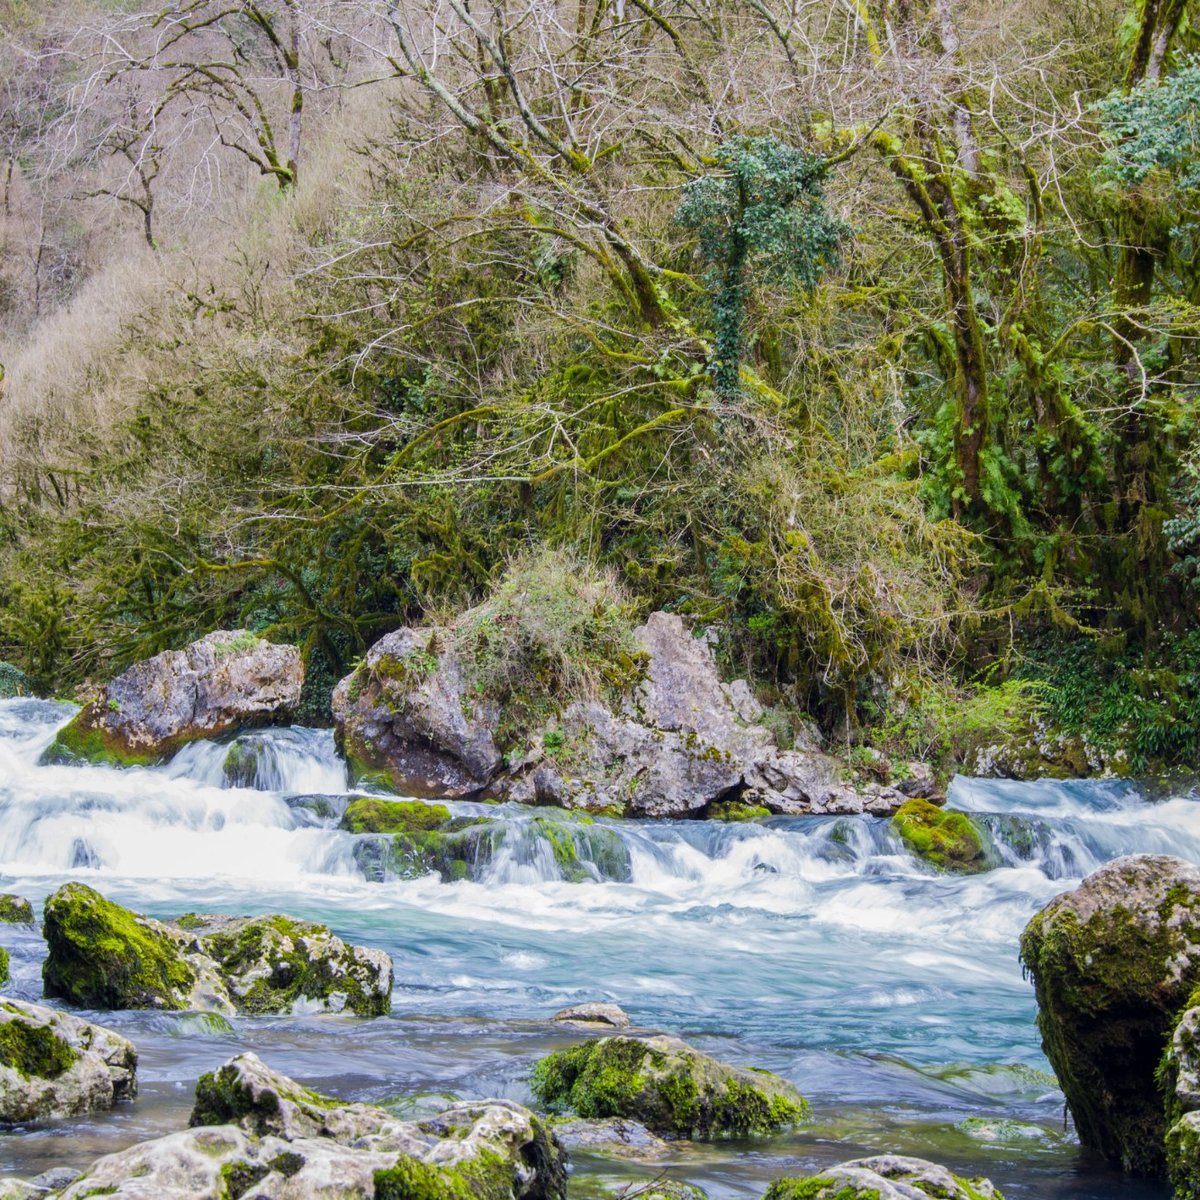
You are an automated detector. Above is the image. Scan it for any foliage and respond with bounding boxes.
[676,138,845,397]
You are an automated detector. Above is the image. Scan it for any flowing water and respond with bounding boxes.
[0,697,1185,1198]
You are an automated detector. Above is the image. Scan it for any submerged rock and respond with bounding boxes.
[1020,854,1200,1175]
[552,1002,631,1028]
[763,1155,1003,1199]
[0,998,136,1124]
[0,896,33,926]
[42,884,392,1017]
[42,631,303,767]
[891,799,993,873]
[551,1115,668,1160]
[50,1051,566,1200]
[530,1034,807,1138]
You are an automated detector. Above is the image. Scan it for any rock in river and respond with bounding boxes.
[42,630,302,767]
[530,1034,807,1138]
[763,1155,1003,1199]
[1020,854,1200,1175]
[50,1052,565,1199]
[0,998,136,1124]
[42,883,392,1017]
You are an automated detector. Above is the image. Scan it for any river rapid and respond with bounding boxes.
[0,696,1185,1198]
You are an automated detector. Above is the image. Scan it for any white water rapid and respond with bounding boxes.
[0,697,1186,1198]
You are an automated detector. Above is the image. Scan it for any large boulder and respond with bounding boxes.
[43,631,303,767]
[332,627,502,797]
[42,884,392,1017]
[51,1052,565,1200]
[334,610,903,819]
[891,799,994,873]
[529,1034,807,1138]
[0,998,137,1124]
[763,1155,1003,1199]
[1019,854,1200,1174]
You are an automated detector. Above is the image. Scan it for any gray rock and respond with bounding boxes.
[551,1116,669,1161]
[51,1052,566,1200]
[0,998,137,1124]
[28,1168,82,1192]
[764,1155,1003,1199]
[551,1002,630,1028]
[42,631,303,766]
[332,627,502,796]
[1020,855,1200,1175]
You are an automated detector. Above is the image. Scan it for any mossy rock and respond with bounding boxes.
[0,1016,75,1080]
[891,799,993,873]
[0,895,34,925]
[198,914,391,1017]
[352,821,503,883]
[41,716,159,769]
[618,1184,707,1200]
[763,1155,1003,1199]
[340,797,456,835]
[526,817,632,883]
[529,1034,807,1138]
[42,883,196,1010]
[222,739,268,788]
[1020,854,1200,1176]
[0,947,9,988]
[703,799,771,822]
[0,662,31,700]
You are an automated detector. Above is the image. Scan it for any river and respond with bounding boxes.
[0,696,1182,1197]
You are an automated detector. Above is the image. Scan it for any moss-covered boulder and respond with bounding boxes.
[43,884,393,1017]
[42,630,303,767]
[195,914,393,1017]
[43,883,200,1010]
[39,1051,564,1200]
[530,1034,807,1138]
[0,998,137,1124]
[1020,854,1200,1175]
[891,799,993,872]
[763,1155,1003,1199]
[341,797,455,834]
[0,895,33,926]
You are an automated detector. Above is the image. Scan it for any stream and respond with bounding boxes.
[0,696,1183,1198]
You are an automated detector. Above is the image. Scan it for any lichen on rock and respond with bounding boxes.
[529,1034,807,1138]
[763,1155,1003,1199]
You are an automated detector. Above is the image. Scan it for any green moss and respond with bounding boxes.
[219,1160,270,1199]
[0,946,8,988]
[174,913,209,932]
[763,1182,874,1200]
[353,820,502,883]
[703,799,772,822]
[0,894,34,925]
[42,883,195,1010]
[200,915,388,1017]
[892,799,990,873]
[340,798,454,835]
[222,740,265,788]
[0,1017,76,1079]
[40,714,160,769]
[529,1037,807,1138]
[268,1151,305,1177]
[374,1143,555,1200]
[191,1062,284,1133]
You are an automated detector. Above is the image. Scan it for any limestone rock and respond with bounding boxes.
[551,1116,668,1160]
[1020,854,1200,1174]
[763,1155,1003,1199]
[47,1052,567,1200]
[332,627,502,796]
[42,631,302,767]
[552,1002,631,1028]
[0,998,136,1124]
[42,884,392,1017]
[530,1034,807,1138]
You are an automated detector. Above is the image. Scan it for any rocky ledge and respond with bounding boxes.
[43,630,303,767]
[43,884,392,1017]
[30,1051,567,1200]
[334,610,907,820]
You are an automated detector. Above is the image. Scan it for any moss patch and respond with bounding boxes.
[530,1036,807,1139]
[892,799,991,872]
[0,1017,76,1079]
[0,894,34,925]
[40,713,161,769]
[42,883,195,1010]
[340,798,454,835]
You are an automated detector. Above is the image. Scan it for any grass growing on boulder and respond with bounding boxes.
[891,800,990,873]
[452,549,644,748]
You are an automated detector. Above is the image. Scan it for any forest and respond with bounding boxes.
[2,0,1200,775]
